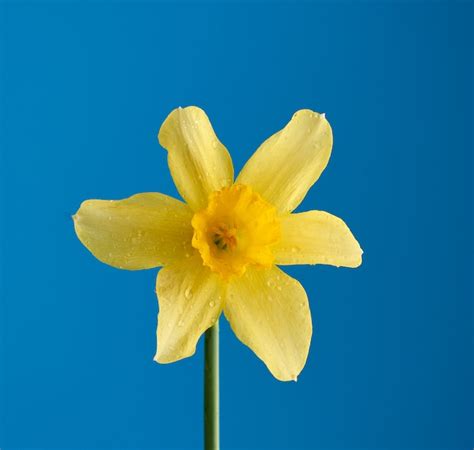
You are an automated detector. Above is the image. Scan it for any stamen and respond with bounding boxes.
[212,225,237,251]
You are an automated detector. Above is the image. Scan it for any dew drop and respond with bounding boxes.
[209,301,215,307]
[185,287,193,299]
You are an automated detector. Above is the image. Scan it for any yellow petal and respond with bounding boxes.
[225,266,312,381]
[155,255,225,363]
[237,109,332,213]
[73,193,193,270]
[274,211,362,267]
[158,106,234,211]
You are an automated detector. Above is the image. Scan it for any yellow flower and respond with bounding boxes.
[73,106,362,381]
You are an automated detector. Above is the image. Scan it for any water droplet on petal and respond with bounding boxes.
[209,301,215,307]
[185,287,193,299]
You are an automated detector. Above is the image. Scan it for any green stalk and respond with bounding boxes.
[204,320,220,450]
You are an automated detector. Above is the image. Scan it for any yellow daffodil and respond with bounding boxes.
[73,106,362,382]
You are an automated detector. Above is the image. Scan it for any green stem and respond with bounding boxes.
[204,320,220,450]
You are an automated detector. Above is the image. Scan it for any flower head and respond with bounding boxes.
[73,106,362,381]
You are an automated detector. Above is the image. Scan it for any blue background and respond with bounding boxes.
[0,1,472,449]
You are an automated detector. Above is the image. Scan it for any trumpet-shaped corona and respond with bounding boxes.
[191,184,280,280]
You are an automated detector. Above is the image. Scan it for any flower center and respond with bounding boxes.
[191,184,280,280]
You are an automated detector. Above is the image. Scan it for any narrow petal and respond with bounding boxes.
[274,211,363,267]
[73,193,193,270]
[225,266,312,381]
[155,255,225,363]
[158,106,234,211]
[237,109,332,213]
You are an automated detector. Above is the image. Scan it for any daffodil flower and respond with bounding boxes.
[73,106,362,382]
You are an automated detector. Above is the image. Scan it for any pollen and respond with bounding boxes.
[191,184,280,280]
[211,223,237,250]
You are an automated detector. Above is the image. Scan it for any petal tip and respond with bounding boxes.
[155,348,195,364]
[273,370,303,382]
[153,349,168,364]
[352,251,363,268]
[153,352,175,365]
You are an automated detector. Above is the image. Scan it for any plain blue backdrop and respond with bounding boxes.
[0,1,472,449]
